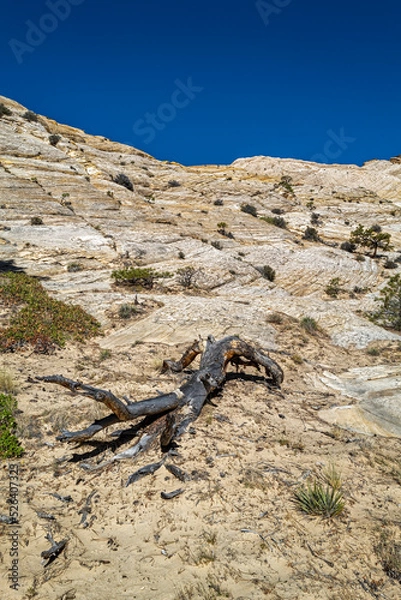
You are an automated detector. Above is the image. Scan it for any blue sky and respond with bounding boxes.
[1,0,400,166]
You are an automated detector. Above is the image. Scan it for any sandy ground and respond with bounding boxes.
[1,321,401,600]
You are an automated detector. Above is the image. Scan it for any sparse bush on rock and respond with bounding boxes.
[111,267,170,289]
[241,203,258,217]
[30,216,43,225]
[23,110,38,122]
[113,173,134,191]
[303,226,320,242]
[0,103,12,118]
[48,134,61,146]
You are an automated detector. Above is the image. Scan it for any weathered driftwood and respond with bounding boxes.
[37,335,283,466]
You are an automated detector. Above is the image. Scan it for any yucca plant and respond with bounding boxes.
[293,467,345,518]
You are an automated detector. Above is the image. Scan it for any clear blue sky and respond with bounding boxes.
[1,0,400,166]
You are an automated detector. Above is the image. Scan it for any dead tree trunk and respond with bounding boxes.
[37,335,283,468]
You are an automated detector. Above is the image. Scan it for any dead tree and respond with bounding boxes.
[37,335,283,475]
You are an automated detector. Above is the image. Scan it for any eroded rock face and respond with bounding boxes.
[1,95,401,352]
[319,365,401,437]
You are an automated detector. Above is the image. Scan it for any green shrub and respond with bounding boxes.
[370,274,401,330]
[260,265,276,282]
[211,241,222,250]
[300,316,318,334]
[340,241,356,253]
[30,216,43,225]
[240,203,258,217]
[111,267,170,289]
[303,226,319,242]
[48,134,61,146]
[0,393,24,458]
[278,175,294,194]
[113,173,133,191]
[0,272,101,353]
[118,303,138,319]
[23,110,38,122]
[67,262,83,272]
[325,277,341,298]
[260,215,287,229]
[293,467,345,519]
[0,103,12,117]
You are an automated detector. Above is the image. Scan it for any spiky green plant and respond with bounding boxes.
[293,467,345,518]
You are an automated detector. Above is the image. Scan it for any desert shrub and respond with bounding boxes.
[266,312,283,324]
[0,393,24,458]
[325,277,341,298]
[350,224,392,257]
[340,241,356,253]
[177,266,199,289]
[0,370,18,395]
[118,304,138,319]
[0,103,12,117]
[260,215,287,229]
[384,259,398,269]
[67,262,83,272]
[278,175,294,194]
[0,272,101,353]
[240,203,258,217]
[300,316,318,334]
[376,531,401,582]
[259,265,276,282]
[111,267,169,289]
[23,110,38,122]
[48,134,61,146]
[113,173,133,191]
[168,179,181,187]
[30,216,43,225]
[293,466,345,519]
[303,226,319,242]
[217,222,227,229]
[213,199,224,206]
[211,241,222,250]
[310,212,320,225]
[178,251,185,259]
[370,273,401,330]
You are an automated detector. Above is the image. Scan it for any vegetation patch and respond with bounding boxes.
[303,226,320,242]
[293,466,345,519]
[260,215,287,228]
[0,103,12,117]
[370,273,401,330]
[111,267,171,289]
[259,265,276,282]
[300,316,319,334]
[0,272,101,353]
[376,531,401,582]
[0,393,24,458]
[240,203,258,217]
[113,173,134,191]
[350,224,392,258]
[325,277,344,298]
[23,110,38,122]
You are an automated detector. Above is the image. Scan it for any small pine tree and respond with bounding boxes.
[371,274,401,330]
[350,224,392,258]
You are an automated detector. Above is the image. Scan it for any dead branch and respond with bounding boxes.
[37,335,283,470]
